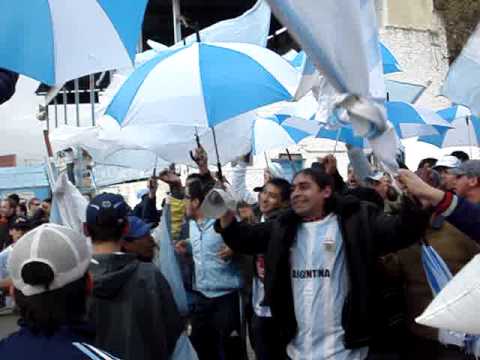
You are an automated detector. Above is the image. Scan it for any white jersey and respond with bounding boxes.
[287,214,368,360]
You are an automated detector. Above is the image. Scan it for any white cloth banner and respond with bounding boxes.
[50,173,88,234]
[172,0,271,48]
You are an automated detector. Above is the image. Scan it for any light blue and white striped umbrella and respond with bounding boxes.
[386,101,453,139]
[288,41,401,75]
[419,105,480,148]
[316,124,366,148]
[104,42,299,129]
[0,0,148,86]
[380,43,401,74]
[253,116,319,154]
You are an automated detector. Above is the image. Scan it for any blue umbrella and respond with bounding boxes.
[380,43,401,74]
[386,79,427,103]
[316,124,366,148]
[0,0,148,85]
[385,101,453,139]
[419,105,480,148]
[105,42,298,129]
[289,42,401,75]
[253,115,319,154]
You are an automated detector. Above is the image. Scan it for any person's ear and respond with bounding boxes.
[322,185,333,199]
[192,198,200,210]
[85,272,94,296]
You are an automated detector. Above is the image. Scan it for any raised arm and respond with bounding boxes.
[215,211,273,255]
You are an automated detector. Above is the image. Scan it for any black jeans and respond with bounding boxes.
[252,314,287,360]
[189,291,244,360]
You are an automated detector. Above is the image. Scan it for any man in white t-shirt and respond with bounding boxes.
[217,167,429,360]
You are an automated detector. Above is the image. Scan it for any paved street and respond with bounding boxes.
[0,312,18,340]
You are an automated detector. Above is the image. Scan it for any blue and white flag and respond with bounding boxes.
[153,204,189,316]
[421,244,472,348]
[442,23,480,116]
[266,0,383,97]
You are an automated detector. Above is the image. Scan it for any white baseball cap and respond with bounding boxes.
[434,155,461,170]
[8,223,92,296]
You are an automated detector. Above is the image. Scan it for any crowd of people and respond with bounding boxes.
[0,144,479,360]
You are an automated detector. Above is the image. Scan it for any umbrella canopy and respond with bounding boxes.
[316,124,366,148]
[253,116,319,154]
[385,80,426,103]
[104,42,299,129]
[0,0,148,85]
[380,43,401,74]
[385,101,453,139]
[98,111,255,167]
[418,105,480,148]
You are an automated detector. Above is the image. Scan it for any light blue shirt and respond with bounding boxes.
[189,219,242,298]
[287,214,368,360]
[0,246,12,280]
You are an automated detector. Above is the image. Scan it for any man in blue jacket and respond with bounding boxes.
[0,68,18,105]
[0,223,117,359]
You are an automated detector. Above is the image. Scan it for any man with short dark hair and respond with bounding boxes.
[176,177,243,360]
[217,168,429,359]
[85,193,183,360]
[121,216,156,262]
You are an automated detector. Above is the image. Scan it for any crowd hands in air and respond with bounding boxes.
[0,143,480,360]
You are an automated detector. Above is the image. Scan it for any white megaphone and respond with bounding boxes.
[200,188,237,219]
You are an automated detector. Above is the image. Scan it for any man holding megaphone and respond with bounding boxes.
[175,148,244,360]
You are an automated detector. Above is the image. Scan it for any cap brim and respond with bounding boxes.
[253,186,264,193]
[450,168,466,175]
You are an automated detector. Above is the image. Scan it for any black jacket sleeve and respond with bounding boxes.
[139,266,184,360]
[0,69,18,105]
[215,219,273,255]
[132,196,161,225]
[370,197,430,255]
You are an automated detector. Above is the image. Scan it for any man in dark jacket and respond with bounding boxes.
[84,193,183,360]
[0,68,18,105]
[132,177,162,227]
[217,168,429,359]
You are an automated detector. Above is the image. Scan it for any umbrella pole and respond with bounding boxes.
[285,148,297,175]
[333,128,341,154]
[466,116,474,159]
[211,127,223,181]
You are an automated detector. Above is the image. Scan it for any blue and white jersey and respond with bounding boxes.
[287,214,368,360]
[0,245,12,279]
[73,342,121,359]
[0,326,121,360]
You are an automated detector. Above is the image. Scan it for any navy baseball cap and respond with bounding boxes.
[125,216,152,241]
[86,193,130,227]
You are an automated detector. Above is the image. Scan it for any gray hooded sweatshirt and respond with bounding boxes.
[88,253,183,360]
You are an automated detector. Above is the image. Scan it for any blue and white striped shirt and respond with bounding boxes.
[287,214,368,360]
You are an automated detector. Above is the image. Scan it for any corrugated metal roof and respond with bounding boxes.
[0,165,49,190]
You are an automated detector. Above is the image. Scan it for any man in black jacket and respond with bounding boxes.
[217,168,429,359]
[0,68,18,105]
[84,193,183,360]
